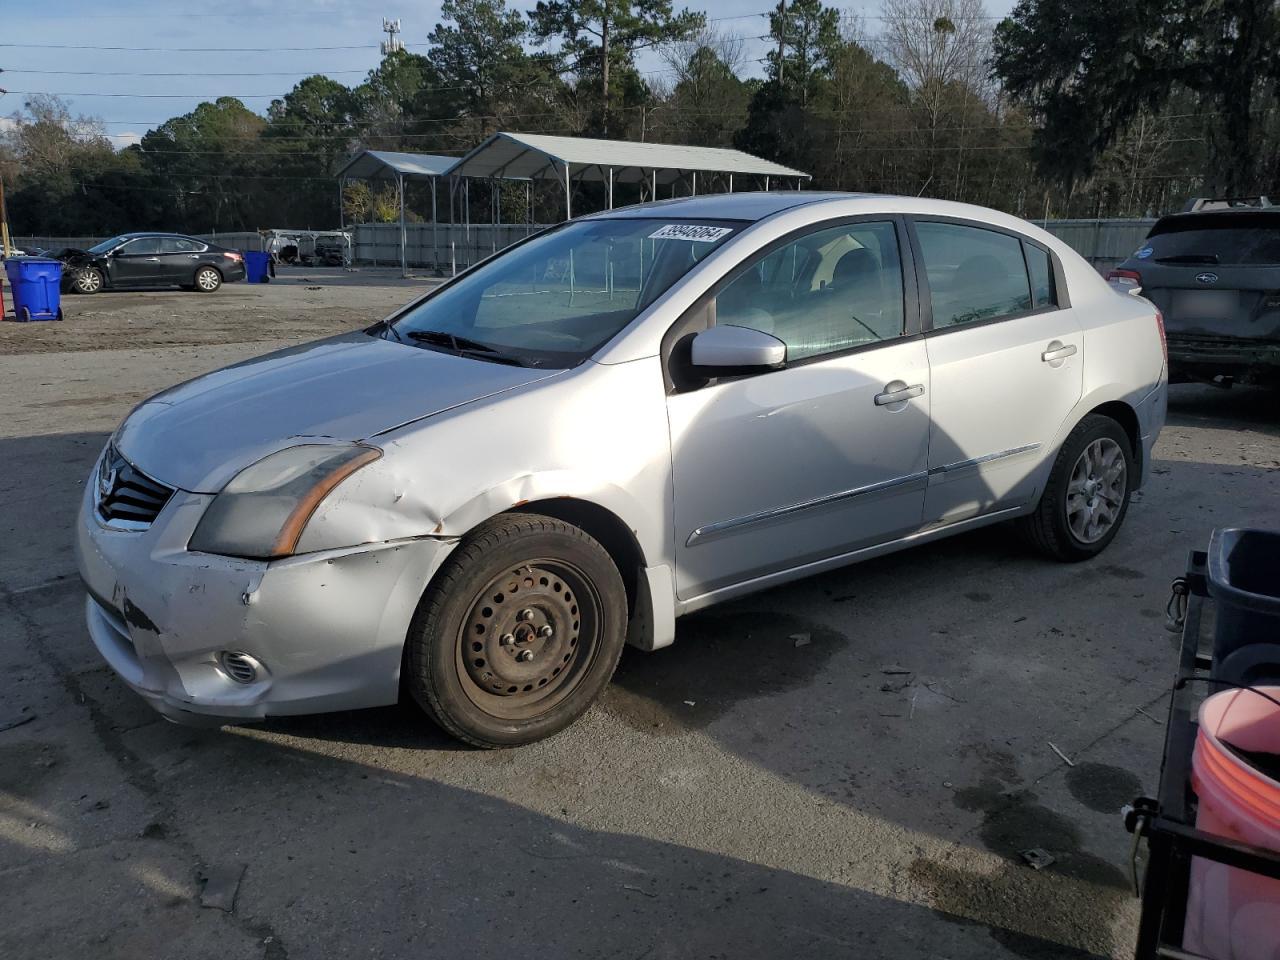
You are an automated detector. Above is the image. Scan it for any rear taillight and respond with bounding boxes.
[1154,308,1168,364]
[1106,268,1142,288]
[224,251,243,262]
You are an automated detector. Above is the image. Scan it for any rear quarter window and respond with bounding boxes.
[1024,242,1055,307]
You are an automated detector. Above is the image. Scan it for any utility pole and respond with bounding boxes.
[0,176,12,259]
[601,2,610,135]
[776,0,786,86]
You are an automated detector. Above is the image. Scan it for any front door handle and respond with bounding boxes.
[874,382,925,406]
[143,257,160,262]
[1041,341,1077,364]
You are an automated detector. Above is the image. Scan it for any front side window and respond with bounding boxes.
[385,218,741,367]
[714,220,905,362]
[119,238,162,256]
[916,221,1032,328]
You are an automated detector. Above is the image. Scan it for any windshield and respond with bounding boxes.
[1143,213,1280,265]
[86,236,127,255]
[382,217,742,367]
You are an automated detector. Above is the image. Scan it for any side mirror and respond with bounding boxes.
[690,324,786,375]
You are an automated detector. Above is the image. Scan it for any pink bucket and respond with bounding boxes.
[1183,686,1280,959]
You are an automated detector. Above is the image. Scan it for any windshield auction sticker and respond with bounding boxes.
[648,224,734,243]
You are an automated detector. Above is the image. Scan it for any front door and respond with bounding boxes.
[110,237,164,287]
[909,219,1084,525]
[668,218,931,601]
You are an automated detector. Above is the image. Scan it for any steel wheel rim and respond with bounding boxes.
[78,269,101,292]
[455,559,600,721]
[1066,437,1126,544]
[197,269,219,290]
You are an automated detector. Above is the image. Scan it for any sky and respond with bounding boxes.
[1,0,1016,148]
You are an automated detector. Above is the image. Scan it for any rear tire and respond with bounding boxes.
[1018,414,1134,562]
[405,513,627,748]
[193,267,222,292]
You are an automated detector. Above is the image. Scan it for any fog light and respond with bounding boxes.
[217,650,261,684]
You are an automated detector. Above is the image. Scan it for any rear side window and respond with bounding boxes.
[915,221,1032,328]
[1142,214,1280,265]
[161,237,204,253]
[1024,242,1055,307]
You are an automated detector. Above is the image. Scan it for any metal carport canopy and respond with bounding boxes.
[335,150,458,278]
[336,149,457,180]
[446,132,810,185]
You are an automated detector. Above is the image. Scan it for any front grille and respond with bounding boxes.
[96,446,174,528]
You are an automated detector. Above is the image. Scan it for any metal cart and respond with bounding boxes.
[1125,549,1280,959]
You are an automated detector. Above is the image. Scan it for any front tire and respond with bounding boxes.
[1018,414,1134,562]
[193,266,222,292]
[405,514,627,747]
[73,266,103,294]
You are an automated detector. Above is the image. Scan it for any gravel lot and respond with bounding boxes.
[1,270,1277,960]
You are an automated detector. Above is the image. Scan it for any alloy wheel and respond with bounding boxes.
[76,268,102,293]
[1065,437,1127,544]
[196,268,220,291]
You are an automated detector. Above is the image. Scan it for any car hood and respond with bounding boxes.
[115,332,562,492]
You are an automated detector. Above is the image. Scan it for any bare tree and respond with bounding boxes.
[878,0,993,196]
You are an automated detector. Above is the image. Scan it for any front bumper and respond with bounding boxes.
[75,481,452,724]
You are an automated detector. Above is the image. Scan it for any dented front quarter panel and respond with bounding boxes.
[297,355,674,568]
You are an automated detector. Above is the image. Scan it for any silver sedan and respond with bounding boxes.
[76,193,1168,746]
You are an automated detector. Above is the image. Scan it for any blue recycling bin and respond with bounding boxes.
[243,251,270,284]
[4,257,63,321]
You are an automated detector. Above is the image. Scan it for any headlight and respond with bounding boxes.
[189,444,381,559]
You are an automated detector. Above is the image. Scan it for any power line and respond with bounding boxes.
[0,41,427,52]
[5,68,377,77]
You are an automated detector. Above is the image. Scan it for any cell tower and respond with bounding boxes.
[380,19,404,56]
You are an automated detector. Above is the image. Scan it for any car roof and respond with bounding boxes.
[114,231,203,240]
[587,191,886,222]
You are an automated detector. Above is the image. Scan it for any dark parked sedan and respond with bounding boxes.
[60,232,246,294]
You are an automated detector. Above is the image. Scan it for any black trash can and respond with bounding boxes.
[1207,527,1280,683]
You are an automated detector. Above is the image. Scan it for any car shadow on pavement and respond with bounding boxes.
[0,626,1104,960]
[1167,382,1280,435]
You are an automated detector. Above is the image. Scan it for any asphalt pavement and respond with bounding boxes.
[1,284,1277,959]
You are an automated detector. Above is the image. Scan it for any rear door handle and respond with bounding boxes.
[874,382,925,406]
[1041,342,1077,364]
[144,257,160,262]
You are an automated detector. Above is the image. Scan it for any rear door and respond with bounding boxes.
[1130,212,1280,345]
[109,237,163,287]
[157,236,207,285]
[909,218,1083,526]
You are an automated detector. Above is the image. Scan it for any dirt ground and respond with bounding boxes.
[0,267,434,355]
[1,271,1278,960]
